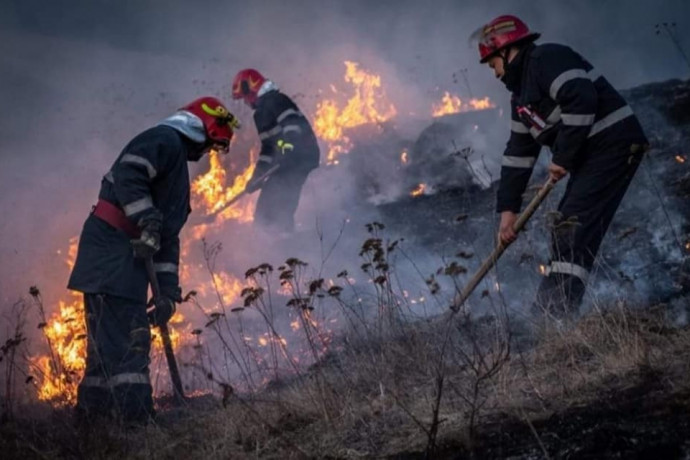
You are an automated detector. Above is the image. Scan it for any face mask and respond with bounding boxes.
[187,148,205,162]
[501,57,523,93]
[187,140,212,162]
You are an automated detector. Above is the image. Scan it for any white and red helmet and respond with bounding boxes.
[180,96,240,148]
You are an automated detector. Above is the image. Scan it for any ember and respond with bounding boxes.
[411,183,427,197]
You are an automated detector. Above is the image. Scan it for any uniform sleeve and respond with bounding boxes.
[274,103,307,147]
[537,48,598,170]
[153,234,181,299]
[254,109,280,174]
[112,133,185,297]
[253,94,311,175]
[496,99,542,213]
[112,141,169,227]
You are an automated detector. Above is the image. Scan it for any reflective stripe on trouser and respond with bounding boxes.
[534,144,642,316]
[255,167,312,233]
[76,293,153,423]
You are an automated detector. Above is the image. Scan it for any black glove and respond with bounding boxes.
[131,219,161,259]
[161,285,183,303]
[148,296,177,327]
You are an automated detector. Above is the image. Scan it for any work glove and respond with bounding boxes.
[147,286,181,327]
[131,218,161,259]
[147,296,176,327]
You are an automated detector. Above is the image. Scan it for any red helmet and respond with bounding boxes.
[180,97,239,148]
[477,15,540,63]
[231,68,266,106]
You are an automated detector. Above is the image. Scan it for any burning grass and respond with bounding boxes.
[313,61,398,164]
[3,300,689,459]
[2,223,690,458]
[431,93,495,118]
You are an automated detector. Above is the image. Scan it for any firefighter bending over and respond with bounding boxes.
[68,97,239,424]
[232,68,320,233]
[477,15,648,316]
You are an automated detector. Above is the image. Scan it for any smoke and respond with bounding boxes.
[1,0,689,321]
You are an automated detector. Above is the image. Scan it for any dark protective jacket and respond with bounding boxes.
[497,43,648,213]
[253,89,320,173]
[68,125,192,302]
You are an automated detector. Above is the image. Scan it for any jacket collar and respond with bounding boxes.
[158,110,207,144]
[257,80,279,98]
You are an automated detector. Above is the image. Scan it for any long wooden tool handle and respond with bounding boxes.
[158,322,185,402]
[450,178,556,313]
[145,257,185,402]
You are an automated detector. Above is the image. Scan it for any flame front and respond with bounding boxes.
[191,149,257,223]
[31,70,503,406]
[314,61,397,164]
[32,241,196,404]
[432,92,495,117]
[31,143,340,405]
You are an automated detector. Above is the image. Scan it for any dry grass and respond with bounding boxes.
[2,224,689,458]
[3,302,688,459]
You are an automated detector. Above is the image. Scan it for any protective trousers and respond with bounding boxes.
[76,293,153,424]
[535,144,645,316]
[255,167,311,233]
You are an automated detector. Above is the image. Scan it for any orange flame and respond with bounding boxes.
[539,265,547,275]
[410,183,426,197]
[211,271,245,308]
[31,290,86,406]
[32,239,197,405]
[400,150,409,164]
[314,61,397,164]
[432,92,495,117]
[191,149,257,223]
[675,155,686,164]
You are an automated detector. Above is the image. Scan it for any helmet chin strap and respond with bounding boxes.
[499,48,510,67]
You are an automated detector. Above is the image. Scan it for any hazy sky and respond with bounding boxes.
[0,0,688,305]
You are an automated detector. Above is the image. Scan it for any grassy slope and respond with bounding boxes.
[2,306,690,459]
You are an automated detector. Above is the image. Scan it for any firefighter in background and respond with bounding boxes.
[231,68,320,233]
[68,97,239,424]
[477,15,648,316]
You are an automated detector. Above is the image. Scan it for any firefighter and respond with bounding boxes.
[68,97,239,424]
[231,68,320,233]
[477,15,648,316]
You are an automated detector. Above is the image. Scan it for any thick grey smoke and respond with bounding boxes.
[0,0,688,308]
